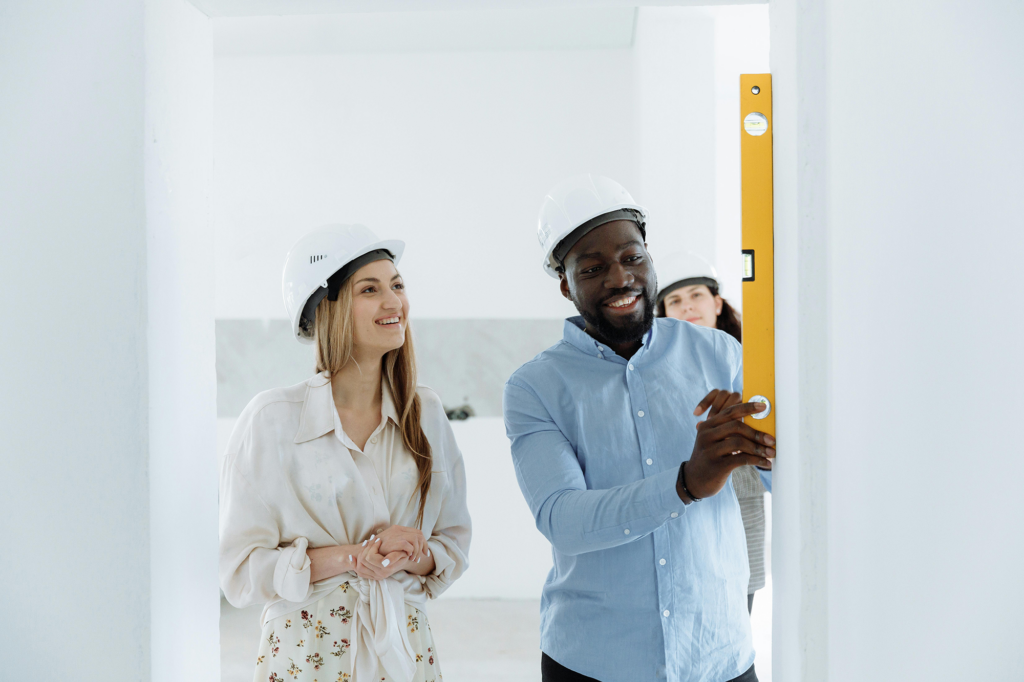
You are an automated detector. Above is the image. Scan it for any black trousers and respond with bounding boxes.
[541,653,758,682]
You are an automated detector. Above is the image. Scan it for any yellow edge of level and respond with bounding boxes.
[740,74,775,439]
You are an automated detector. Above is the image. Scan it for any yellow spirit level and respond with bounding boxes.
[740,74,775,438]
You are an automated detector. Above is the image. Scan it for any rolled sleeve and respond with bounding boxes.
[219,457,311,608]
[273,537,313,603]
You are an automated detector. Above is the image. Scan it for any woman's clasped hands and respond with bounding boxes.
[352,525,431,581]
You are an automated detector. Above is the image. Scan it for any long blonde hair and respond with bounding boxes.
[313,278,433,528]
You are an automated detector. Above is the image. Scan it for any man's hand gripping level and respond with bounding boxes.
[678,390,775,502]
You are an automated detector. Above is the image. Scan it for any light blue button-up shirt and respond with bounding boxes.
[503,316,771,682]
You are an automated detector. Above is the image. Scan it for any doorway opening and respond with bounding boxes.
[208,6,772,681]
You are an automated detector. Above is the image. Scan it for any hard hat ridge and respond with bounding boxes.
[536,174,648,279]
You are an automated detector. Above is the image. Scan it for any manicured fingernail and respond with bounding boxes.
[417,558,421,563]
[765,435,775,445]
[381,559,390,567]
[370,534,375,540]
[376,537,381,543]
[427,549,430,557]
[362,540,367,547]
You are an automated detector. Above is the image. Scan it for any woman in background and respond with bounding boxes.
[656,251,766,615]
[219,224,471,682]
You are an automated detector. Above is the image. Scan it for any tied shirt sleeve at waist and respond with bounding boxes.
[503,381,688,557]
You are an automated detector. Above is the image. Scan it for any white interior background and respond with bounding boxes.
[4,1,1023,681]
[212,5,769,600]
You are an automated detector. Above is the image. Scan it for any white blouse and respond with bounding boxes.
[219,372,471,680]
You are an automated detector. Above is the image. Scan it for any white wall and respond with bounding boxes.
[0,2,149,676]
[211,8,745,601]
[635,8,718,286]
[212,8,731,322]
[712,5,771,307]
[212,45,637,321]
[145,0,219,679]
[769,0,830,679]
[772,0,1024,679]
[826,2,1024,679]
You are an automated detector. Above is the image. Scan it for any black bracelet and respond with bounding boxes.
[677,461,701,502]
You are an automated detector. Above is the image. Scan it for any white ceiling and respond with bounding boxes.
[213,7,639,54]
[192,0,762,18]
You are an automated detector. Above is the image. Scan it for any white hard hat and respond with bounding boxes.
[655,250,719,304]
[282,224,405,344]
[537,174,648,278]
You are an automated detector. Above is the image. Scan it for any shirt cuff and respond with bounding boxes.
[423,537,457,598]
[274,537,313,602]
[644,468,689,519]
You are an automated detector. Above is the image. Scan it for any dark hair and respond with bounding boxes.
[657,284,742,344]
[716,298,742,344]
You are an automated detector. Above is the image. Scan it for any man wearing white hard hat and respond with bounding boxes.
[503,175,774,682]
[655,251,767,618]
[219,224,471,682]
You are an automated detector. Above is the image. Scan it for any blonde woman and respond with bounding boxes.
[219,224,471,682]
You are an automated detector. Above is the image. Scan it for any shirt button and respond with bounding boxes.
[646,458,653,465]
[663,610,670,617]
[628,363,635,371]
[597,345,605,351]
[637,410,645,417]
[670,512,679,518]
[623,529,630,535]
[370,437,377,444]
[659,559,666,566]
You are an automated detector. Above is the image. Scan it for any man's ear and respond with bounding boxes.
[558,273,572,301]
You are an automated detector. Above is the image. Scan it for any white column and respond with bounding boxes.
[769,0,830,680]
[145,0,219,679]
[0,1,149,676]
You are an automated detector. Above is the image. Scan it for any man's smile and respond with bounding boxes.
[603,292,643,314]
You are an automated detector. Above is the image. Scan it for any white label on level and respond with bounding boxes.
[744,112,768,136]
[743,253,754,279]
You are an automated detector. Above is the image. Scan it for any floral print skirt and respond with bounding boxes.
[254,581,443,682]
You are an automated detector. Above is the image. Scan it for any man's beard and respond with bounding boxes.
[576,289,657,346]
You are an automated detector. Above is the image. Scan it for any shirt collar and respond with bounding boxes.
[293,371,400,444]
[562,315,657,362]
